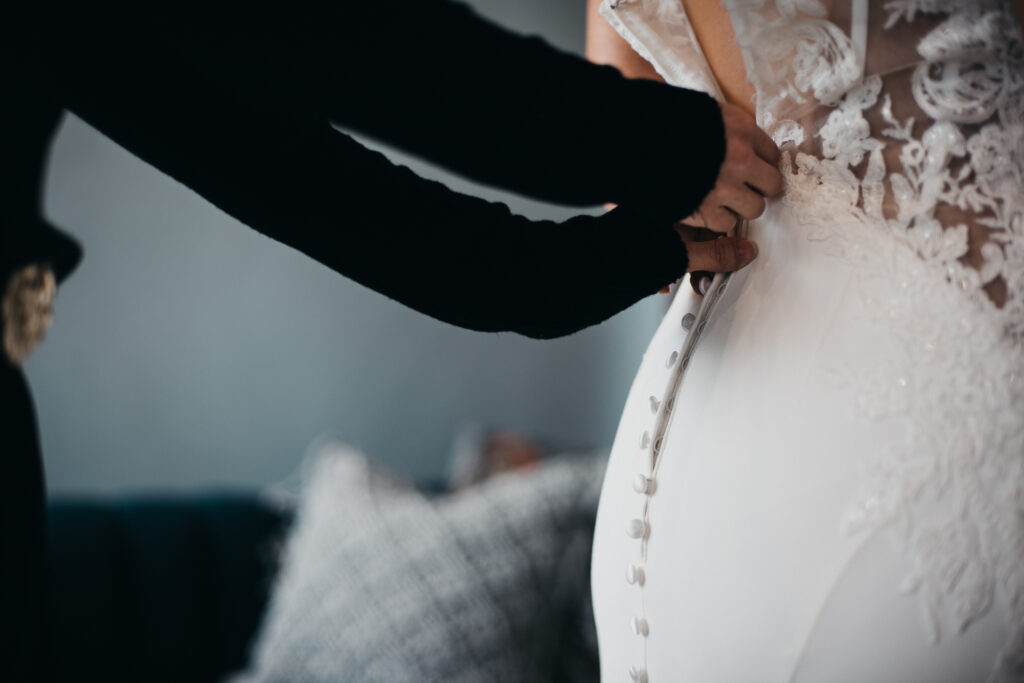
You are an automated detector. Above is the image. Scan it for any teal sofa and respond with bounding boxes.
[45,495,288,683]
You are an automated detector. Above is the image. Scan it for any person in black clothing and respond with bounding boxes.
[1,1,782,678]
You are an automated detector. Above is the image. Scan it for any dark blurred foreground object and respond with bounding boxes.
[0,80,82,683]
[45,496,285,683]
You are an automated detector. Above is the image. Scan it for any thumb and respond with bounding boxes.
[685,237,758,273]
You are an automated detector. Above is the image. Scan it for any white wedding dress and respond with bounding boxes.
[590,1,1024,681]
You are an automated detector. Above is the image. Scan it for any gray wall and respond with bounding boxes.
[26,0,665,494]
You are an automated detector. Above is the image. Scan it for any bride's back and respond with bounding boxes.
[678,0,755,115]
[607,0,1024,315]
[592,2,1024,681]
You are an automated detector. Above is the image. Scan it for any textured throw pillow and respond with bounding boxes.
[234,442,606,683]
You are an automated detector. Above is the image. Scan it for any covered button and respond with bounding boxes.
[626,563,646,586]
[626,518,648,539]
[633,474,655,494]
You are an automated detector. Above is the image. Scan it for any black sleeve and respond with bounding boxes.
[258,130,693,339]
[308,0,727,221]
[127,0,727,223]
[23,0,719,338]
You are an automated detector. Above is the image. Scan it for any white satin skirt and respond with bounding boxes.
[590,197,1018,683]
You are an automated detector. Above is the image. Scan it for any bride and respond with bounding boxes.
[586,1,1024,681]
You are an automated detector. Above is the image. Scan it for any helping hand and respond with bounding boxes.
[680,101,783,234]
[658,102,782,293]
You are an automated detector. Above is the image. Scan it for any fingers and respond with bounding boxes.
[702,102,783,225]
[661,228,757,296]
[721,102,780,167]
[697,176,776,229]
[745,157,785,198]
[678,211,704,229]
[701,205,740,233]
[674,223,720,243]
[721,184,766,221]
[751,124,781,166]
[679,206,735,234]
[685,236,758,273]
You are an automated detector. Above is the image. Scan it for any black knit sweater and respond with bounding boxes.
[6,0,725,339]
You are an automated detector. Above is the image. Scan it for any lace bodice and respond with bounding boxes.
[603,0,1024,337]
[597,2,1024,681]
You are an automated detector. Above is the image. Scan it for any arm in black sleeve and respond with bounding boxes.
[122,0,726,224]
[312,0,727,221]
[260,128,691,339]
[30,11,689,339]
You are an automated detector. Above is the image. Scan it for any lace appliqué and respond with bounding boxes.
[749,2,1024,330]
[784,149,1024,679]
[726,0,862,125]
[911,9,1018,124]
[775,19,1024,673]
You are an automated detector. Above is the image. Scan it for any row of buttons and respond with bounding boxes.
[623,308,700,683]
[626,419,657,682]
